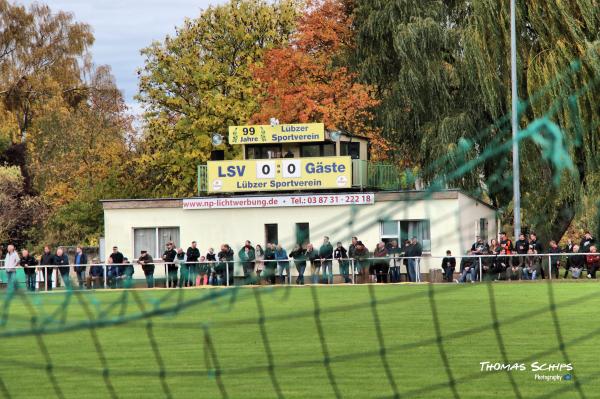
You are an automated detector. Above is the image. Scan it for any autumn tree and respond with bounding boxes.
[0,0,134,246]
[252,0,388,158]
[136,0,298,196]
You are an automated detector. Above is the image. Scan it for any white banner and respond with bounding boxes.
[183,193,375,210]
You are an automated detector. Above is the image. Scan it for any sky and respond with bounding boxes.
[18,0,223,115]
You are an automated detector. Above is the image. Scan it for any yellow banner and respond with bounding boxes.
[207,157,352,193]
[228,123,325,145]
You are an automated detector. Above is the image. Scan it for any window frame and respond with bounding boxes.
[380,220,431,253]
[133,226,180,259]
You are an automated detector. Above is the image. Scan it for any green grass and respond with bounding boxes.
[0,282,599,398]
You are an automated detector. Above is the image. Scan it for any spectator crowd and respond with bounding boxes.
[1,231,598,290]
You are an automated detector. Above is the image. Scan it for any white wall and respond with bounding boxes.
[103,193,497,275]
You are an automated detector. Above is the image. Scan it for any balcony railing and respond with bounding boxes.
[197,160,413,195]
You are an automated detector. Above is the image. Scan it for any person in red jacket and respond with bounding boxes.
[586,246,600,279]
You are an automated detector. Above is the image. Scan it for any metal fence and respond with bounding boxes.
[0,251,598,291]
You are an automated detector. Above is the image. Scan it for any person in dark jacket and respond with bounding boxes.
[319,236,334,284]
[514,233,529,269]
[274,244,289,284]
[456,251,477,283]
[529,233,545,279]
[217,244,234,285]
[204,248,216,285]
[471,236,489,255]
[54,247,70,288]
[20,249,38,292]
[40,246,55,290]
[162,242,177,288]
[334,242,351,283]
[441,250,456,282]
[563,239,575,278]
[579,231,596,253]
[122,257,134,288]
[74,246,88,289]
[86,258,105,289]
[569,245,585,278]
[387,240,401,283]
[137,250,155,288]
[239,240,256,283]
[373,242,389,283]
[548,240,562,279]
[406,237,422,282]
[305,243,319,284]
[264,243,277,285]
[109,246,124,265]
[290,244,307,285]
[186,241,200,287]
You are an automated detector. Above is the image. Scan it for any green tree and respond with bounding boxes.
[136,0,298,196]
[353,0,600,241]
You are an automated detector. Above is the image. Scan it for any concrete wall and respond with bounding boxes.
[102,191,497,276]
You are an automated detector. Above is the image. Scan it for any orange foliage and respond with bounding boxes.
[252,0,390,159]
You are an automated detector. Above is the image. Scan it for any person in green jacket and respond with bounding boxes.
[290,244,307,285]
[319,236,334,284]
[239,240,256,284]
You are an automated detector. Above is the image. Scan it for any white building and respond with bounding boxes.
[101,189,497,277]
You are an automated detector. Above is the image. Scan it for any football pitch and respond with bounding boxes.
[0,282,598,398]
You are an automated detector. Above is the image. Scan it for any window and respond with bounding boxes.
[300,143,335,157]
[246,145,283,159]
[479,218,488,242]
[340,142,360,159]
[380,220,431,252]
[134,227,180,259]
[295,223,310,246]
[265,224,278,245]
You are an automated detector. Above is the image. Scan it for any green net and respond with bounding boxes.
[1,48,599,399]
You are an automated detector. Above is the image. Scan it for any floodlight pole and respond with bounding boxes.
[511,0,521,239]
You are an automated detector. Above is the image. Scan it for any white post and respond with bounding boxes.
[226,262,230,287]
[479,257,483,282]
[511,0,521,239]
[104,264,107,289]
[548,255,552,280]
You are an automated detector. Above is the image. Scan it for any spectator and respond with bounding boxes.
[3,245,20,289]
[471,236,489,254]
[74,246,88,290]
[489,239,501,255]
[373,242,389,283]
[500,249,518,280]
[206,247,217,262]
[122,257,134,288]
[586,246,599,279]
[529,233,544,279]
[548,240,561,279]
[334,242,351,283]
[40,246,55,291]
[308,242,322,284]
[106,257,123,288]
[109,246,124,265]
[162,242,177,288]
[522,248,538,280]
[400,240,411,282]
[137,250,155,288]
[264,243,277,285]
[499,232,513,254]
[290,244,307,285]
[55,247,70,289]
[199,256,209,285]
[456,250,477,283]
[255,244,265,283]
[174,248,187,288]
[275,244,289,284]
[217,244,234,285]
[86,258,104,289]
[20,249,37,292]
[239,240,256,283]
[441,250,456,282]
[353,241,370,284]
[319,236,334,284]
[563,239,575,278]
[406,237,422,282]
[569,245,585,278]
[186,241,201,287]
[580,231,596,253]
[348,236,358,281]
[388,239,401,283]
[514,233,529,269]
